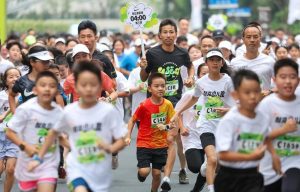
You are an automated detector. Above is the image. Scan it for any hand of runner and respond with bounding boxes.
[138,82,145,90]
[97,139,111,154]
[157,124,167,131]
[271,154,283,175]
[251,145,266,160]
[170,113,179,125]
[215,107,229,117]
[184,77,193,88]
[124,135,131,146]
[140,58,147,69]
[27,159,41,172]
[283,118,297,133]
[181,127,189,136]
[24,144,38,157]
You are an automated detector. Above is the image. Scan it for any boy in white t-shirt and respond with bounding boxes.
[28,61,127,192]
[214,69,272,192]
[259,58,300,192]
[6,71,63,192]
[173,48,235,192]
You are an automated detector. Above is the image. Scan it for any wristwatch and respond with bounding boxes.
[19,143,26,151]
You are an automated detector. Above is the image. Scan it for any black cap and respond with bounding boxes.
[213,30,224,39]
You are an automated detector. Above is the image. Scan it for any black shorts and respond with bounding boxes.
[200,132,215,149]
[136,147,168,170]
[215,166,264,192]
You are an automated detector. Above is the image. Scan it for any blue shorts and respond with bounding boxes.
[0,131,19,159]
[68,178,92,192]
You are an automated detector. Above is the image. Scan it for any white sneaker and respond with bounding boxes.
[200,155,207,177]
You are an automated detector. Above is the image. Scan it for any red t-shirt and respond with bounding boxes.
[63,72,113,102]
[133,98,175,149]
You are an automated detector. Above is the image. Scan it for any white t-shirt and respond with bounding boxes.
[175,89,203,152]
[193,74,235,134]
[258,94,300,184]
[53,102,127,192]
[128,67,147,116]
[235,42,267,57]
[296,86,300,96]
[216,106,269,169]
[0,90,10,131]
[114,71,129,120]
[7,97,62,181]
[230,53,275,90]
[0,57,14,76]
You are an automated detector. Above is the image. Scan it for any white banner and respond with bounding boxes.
[288,0,300,24]
[191,0,202,30]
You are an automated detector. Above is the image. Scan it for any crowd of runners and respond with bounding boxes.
[0,17,300,192]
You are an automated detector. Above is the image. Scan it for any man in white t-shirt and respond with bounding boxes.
[230,24,275,92]
[178,18,199,46]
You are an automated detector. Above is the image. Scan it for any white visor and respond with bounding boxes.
[28,51,53,61]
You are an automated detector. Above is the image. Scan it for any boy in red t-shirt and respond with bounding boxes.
[126,72,175,192]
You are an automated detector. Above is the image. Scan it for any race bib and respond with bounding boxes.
[237,133,264,154]
[274,135,300,157]
[165,80,179,96]
[151,112,167,128]
[205,96,224,120]
[37,128,56,158]
[75,131,105,164]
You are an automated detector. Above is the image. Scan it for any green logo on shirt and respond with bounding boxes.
[158,62,180,97]
[151,112,167,128]
[237,133,264,154]
[205,96,224,120]
[165,80,179,96]
[76,130,105,164]
[274,135,300,157]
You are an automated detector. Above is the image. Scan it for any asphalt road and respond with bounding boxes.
[1,128,207,192]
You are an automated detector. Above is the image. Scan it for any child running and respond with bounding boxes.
[175,64,208,192]
[0,67,21,192]
[125,72,176,192]
[172,48,235,192]
[259,58,300,192]
[214,69,276,192]
[29,61,127,192]
[6,71,63,192]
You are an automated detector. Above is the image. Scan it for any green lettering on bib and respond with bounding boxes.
[165,80,179,96]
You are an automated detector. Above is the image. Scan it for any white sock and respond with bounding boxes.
[162,176,170,183]
[207,185,215,192]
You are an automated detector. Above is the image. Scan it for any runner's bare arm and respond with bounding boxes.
[171,96,199,123]
[267,118,297,140]
[8,89,18,114]
[125,117,136,145]
[140,58,149,82]
[219,145,267,161]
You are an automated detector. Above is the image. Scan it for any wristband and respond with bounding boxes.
[32,154,43,164]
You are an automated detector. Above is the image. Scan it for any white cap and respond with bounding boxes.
[295,34,300,45]
[134,38,145,46]
[55,37,66,45]
[72,44,90,58]
[270,37,280,44]
[28,51,53,61]
[218,40,232,50]
[206,49,224,60]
